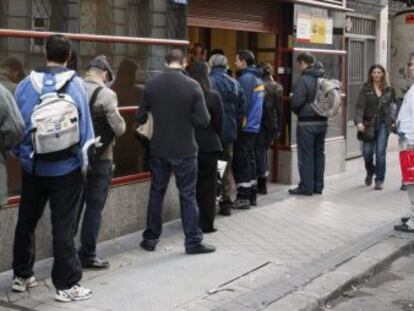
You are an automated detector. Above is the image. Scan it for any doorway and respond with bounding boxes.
[188,27,277,72]
[345,15,376,159]
[188,26,281,181]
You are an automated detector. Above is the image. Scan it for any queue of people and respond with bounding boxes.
[1,33,413,303]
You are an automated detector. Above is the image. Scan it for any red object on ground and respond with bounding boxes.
[400,149,414,184]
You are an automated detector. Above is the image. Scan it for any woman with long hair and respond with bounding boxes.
[256,62,283,195]
[355,64,396,190]
[187,60,224,233]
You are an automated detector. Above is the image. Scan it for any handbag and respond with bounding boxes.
[135,113,153,141]
[400,148,414,184]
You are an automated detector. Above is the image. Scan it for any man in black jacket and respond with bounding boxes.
[290,52,328,196]
[137,49,216,255]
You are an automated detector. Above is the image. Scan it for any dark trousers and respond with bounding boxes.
[255,130,270,178]
[142,156,203,250]
[297,124,328,194]
[13,169,83,290]
[362,123,389,182]
[220,144,234,203]
[233,133,257,199]
[78,160,113,262]
[197,152,219,231]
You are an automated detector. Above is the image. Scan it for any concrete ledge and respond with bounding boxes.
[277,138,346,185]
[266,235,414,311]
[0,179,180,272]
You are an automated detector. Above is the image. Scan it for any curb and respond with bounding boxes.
[265,234,414,311]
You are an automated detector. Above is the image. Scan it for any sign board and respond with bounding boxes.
[297,14,333,45]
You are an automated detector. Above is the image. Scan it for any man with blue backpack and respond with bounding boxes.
[12,34,95,302]
[232,50,265,210]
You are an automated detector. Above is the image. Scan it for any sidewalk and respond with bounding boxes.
[0,152,411,311]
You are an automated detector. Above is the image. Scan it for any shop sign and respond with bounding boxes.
[297,14,333,45]
[406,13,414,24]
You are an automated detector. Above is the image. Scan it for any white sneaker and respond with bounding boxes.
[55,284,92,302]
[12,276,38,292]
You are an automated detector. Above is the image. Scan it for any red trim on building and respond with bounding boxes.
[0,29,189,46]
[5,172,152,208]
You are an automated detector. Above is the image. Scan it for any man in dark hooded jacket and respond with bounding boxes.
[232,50,264,209]
[290,52,328,196]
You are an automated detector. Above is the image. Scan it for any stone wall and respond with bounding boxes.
[0,180,180,272]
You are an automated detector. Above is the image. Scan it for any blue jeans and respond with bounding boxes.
[297,124,328,194]
[79,160,113,262]
[362,123,389,182]
[143,156,203,250]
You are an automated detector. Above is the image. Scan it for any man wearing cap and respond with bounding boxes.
[78,55,126,269]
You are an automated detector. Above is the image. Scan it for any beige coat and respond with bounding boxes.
[83,75,126,161]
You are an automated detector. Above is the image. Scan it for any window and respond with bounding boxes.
[1,0,188,201]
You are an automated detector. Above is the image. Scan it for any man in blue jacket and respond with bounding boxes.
[290,52,327,196]
[12,34,94,302]
[209,54,246,215]
[233,50,264,209]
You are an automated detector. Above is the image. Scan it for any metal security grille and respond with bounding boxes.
[347,40,365,122]
[346,16,376,37]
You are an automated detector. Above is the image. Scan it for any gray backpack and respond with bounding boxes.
[311,78,341,118]
[30,74,80,161]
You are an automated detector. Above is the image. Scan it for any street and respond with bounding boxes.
[328,253,414,311]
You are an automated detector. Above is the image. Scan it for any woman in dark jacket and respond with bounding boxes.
[355,64,396,190]
[255,62,283,195]
[187,61,224,233]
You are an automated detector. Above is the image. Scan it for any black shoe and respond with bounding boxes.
[257,177,268,195]
[219,201,232,216]
[186,243,216,255]
[288,187,312,196]
[81,258,109,269]
[401,184,408,191]
[232,199,250,210]
[394,223,414,233]
[140,240,156,252]
[401,217,410,223]
[202,228,218,234]
[365,175,373,186]
[314,190,322,195]
[374,181,383,190]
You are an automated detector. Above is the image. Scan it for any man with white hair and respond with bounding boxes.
[395,53,414,233]
[209,53,246,215]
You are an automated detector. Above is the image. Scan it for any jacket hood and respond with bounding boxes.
[238,66,263,79]
[30,67,76,94]
[303,61,325,78]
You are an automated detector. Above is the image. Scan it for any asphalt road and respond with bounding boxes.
[328,251,414,311]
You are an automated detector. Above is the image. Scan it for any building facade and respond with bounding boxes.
[0,0,395,271]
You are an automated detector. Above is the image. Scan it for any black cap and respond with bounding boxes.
[87,55,113,81]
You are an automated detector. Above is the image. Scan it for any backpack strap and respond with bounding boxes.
[89,86,103,113]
